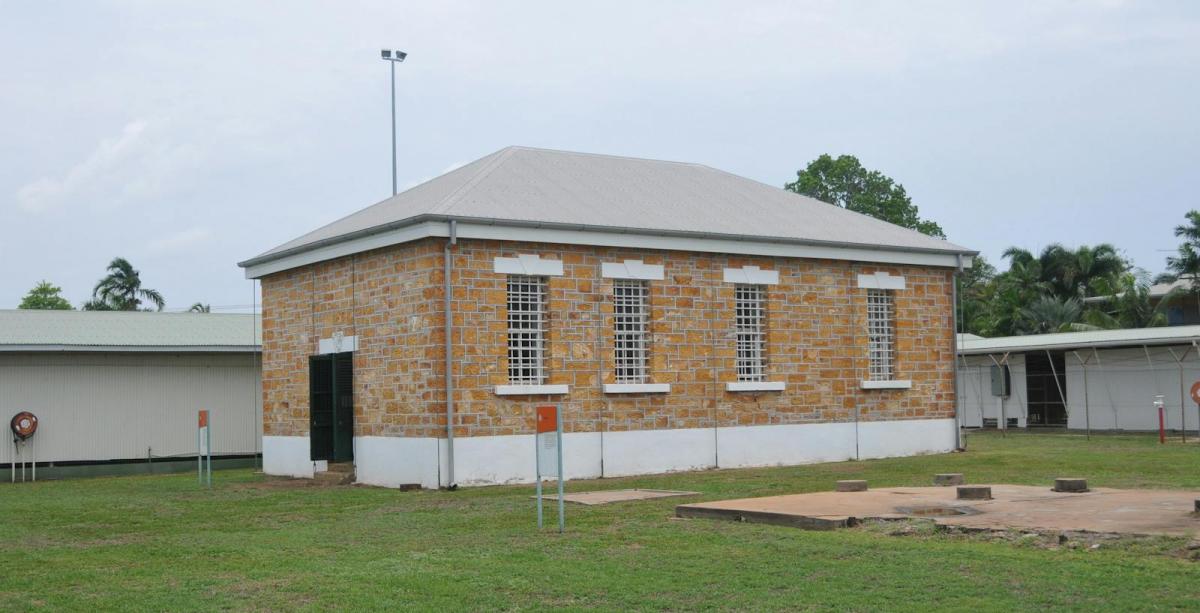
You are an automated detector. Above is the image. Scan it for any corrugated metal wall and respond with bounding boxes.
[957,345,1200,431]
[0,352,261,464]
[958,354,1028,428]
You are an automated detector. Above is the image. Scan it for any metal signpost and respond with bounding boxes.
[1155,395,1166,444]
[535,405,564,533]
[197,410,212,488]
[1191,381,1200,443]
[9,411,38,483]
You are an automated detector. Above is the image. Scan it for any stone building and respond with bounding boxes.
[239,146,974,488]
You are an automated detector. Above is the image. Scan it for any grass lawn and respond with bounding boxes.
[3,431,1200,611]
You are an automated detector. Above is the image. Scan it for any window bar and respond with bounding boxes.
[735,284,766,382]
[867,288,895,380]
[507,275,547,384]
[613,279,650,384]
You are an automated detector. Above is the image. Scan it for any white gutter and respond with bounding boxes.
[0,345,261,353]
[239,214,977,278]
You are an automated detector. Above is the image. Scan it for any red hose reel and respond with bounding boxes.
[10,411,37,441]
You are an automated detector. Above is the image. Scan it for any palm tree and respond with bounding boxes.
[189,303,211,313]
[1166,210,1200,319]
[88,257,165,311]
[1017,296,1086,335]
[1085,272,1186,329]
[1002,243,1125,299]
[1167,211,1200,277]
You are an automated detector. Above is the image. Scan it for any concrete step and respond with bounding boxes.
[313,468,356,486]
[326,462,355,474]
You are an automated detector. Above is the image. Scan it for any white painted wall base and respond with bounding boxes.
[262,436,319,478]
[716,422,857,468]
[259,418,957,489]
[354,436,443,489]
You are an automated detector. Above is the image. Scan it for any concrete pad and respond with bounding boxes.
[676,485,1200,536]
[537,488,699,506]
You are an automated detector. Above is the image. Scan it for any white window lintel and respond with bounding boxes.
[601,260,664,281]
[723,265,779,285]
[318,334,357,355]
[726,381,786,392]
[857,272,906,290]
[493,254,564,276]
[494,384,570,396]
[860,380,912,390]
[603,383,671,394]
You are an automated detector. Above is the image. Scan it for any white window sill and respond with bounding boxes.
[494,384,570,396]
[860,380,912,390]
[603,383,671,394]
[726,381,786,392]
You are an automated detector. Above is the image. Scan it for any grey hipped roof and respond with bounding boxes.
[241,146,973,269]
[0,310,261,353]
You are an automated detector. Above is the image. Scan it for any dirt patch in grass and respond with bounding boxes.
[859,518,1200,560]
[230,477,325,491]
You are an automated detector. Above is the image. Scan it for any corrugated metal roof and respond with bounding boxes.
[0,310,260,352]
[245,146,973,266]
[958,326,1200,355]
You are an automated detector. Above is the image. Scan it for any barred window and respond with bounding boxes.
[507,275,547,384]
[613,279,650,384]
[867,288,895,380]
[735,284,766,382]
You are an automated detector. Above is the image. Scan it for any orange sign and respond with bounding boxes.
[536,406,557,433]
[198,410,209,428]
[1191,382,1200,405]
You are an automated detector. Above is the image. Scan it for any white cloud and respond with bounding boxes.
[15,118,202,213]
[148,227,211,253]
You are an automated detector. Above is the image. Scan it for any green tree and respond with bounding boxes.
[1017,296,1086,335]
[1084,272,1182,329]
[18,281,74,310]
[1164,210,1200,319]
[956,255,996,335]
[1001,243,1126,299]
[1166,210,1200,279]
[785,154,945,238]
[86,257,165,311]
[189,303,211,313]
[979,256,1051,337]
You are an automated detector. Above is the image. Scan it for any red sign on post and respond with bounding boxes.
[198,410,209,428]
[536,406,557,434]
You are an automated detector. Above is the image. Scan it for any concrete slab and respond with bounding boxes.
[677,485,1200,536]
[538,488,699,506]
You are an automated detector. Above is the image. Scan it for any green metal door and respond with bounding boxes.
[309,352,354,462]
[332,352,354,462]
[309,355,333,461]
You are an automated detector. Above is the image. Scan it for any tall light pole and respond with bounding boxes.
[381,49,407,196]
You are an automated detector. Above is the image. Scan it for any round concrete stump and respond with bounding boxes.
[1194,499,1199,514]
[933,473,965,486]
[957,485,992,500]
[835,480,868,492]
[1053,478,1089,493]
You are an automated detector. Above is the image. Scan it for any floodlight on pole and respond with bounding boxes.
[380,49,408,195]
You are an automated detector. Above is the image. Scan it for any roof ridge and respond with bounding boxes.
[431,147,520,215]
[501,145,709,169]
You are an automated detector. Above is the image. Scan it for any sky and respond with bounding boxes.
[1,1,1198,311]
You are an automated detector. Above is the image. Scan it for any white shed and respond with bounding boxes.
[0,310,261,479]
[957,327,1200,433]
